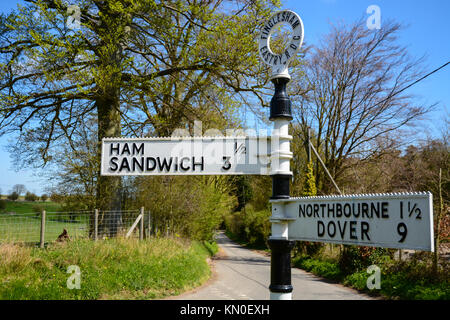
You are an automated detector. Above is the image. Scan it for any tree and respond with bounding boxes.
[291,19,433,194]
[8,192,19,201]
[0,0,279,215]
[302,160,317,197]
[12,184,26,196]
[40,194,48,201]
[25,191,38,201]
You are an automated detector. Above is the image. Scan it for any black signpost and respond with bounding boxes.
[267,77,295,299]
[258,10,304,300]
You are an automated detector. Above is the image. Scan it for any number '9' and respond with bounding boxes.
[397,223,407,243]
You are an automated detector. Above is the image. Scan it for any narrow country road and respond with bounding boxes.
[174,231,373,300]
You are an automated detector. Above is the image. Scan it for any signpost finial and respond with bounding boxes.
[259,10,304,80]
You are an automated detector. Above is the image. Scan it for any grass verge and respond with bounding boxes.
[293,254,450,300]
[0,237,213,300]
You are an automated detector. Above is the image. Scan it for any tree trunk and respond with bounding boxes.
[96,91,122,236]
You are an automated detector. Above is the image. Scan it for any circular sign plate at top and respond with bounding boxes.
[259,10,304,79]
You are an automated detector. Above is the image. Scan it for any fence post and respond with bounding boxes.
[94,209,99,241]
[40,210,46,248]
[139,207,144,241]
[147,210,151,238]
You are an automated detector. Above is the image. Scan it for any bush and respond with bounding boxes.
[8,192,19,201]
[293,241,324,258]
[223,205,271,248]
[203,241,219,256]
[24,192,38,202]
[32,204,44,214]
[338,245,388,275]
[0,200,6,211]
[293,255,343,281]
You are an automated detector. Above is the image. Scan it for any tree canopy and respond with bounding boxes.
[0,0,280,209]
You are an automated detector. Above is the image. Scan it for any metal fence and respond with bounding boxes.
[0,208,152,246]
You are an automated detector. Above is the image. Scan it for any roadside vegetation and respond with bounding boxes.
[292,245,449,300]
[0,238,214,300]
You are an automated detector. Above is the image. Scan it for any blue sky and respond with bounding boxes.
[0,0,449,195]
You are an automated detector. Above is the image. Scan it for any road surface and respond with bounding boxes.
[175,231,373,300]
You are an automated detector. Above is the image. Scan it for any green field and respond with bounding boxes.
[0,200,89,243]
[0,238,213,299]
[0,199,62,214]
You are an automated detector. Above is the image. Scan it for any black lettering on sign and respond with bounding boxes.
[361,203,369,218]
[397,222,407,242]
[327,203,335,217]
[180,157,190,171]
[338,221,347,239]
[299,204,305,218]
[110,157,119,171]
[119,158,130,172]
[146,157,156,171]
[157,157,172,171]
[353,203,361,218]
[110,144,120,156]
[121,143,130,155]
[222,156,231,170]
[320,204,326,217]
[291,19,300,29]
[313,204,319,218]
[350,221,357,240]
[336,203,342,217]
[306,204,312,217]
[289,15,295,25]
[371,202,380,218]
[192,157,204,171]
[361,221,370,241]
[344,203,351,218]
[317,221,325,237]
[132,143,144,155]
[327,221,336,238]
[381,202,389,218]
[284,12,291,23]
[132,157,144,171]
[285,49,291,60]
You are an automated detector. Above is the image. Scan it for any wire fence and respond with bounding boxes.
[0,208,155,246]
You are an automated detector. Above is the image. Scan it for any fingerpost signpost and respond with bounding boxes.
[257,9,304,300]
[101,9,434,301]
